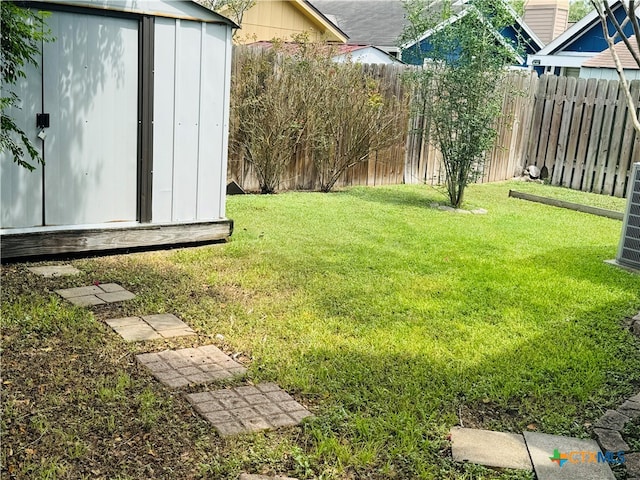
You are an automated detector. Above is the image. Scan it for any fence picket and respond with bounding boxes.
[227,49,638,198]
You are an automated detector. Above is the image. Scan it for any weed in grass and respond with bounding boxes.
[137,388,161,430]
[97,372,132,403]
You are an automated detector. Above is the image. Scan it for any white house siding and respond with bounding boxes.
[580,67,640,81]
[152,18,232,223]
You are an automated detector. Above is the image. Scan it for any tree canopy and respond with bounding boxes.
[401,0,518,207]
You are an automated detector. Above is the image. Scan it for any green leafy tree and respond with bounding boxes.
[1,2,50,170]
[401,0,517,207]
[569,0,593,22]
[197,0,255,26]
[509,0,525,17]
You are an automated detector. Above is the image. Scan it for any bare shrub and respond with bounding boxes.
[229,42,406,193]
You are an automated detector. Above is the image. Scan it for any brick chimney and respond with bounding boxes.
[523,0,569,44]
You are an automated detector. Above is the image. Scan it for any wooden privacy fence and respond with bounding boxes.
[227,54,410,192]
[227,51,639,197]
[525,75,640,197]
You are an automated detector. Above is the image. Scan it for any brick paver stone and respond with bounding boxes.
[55,283,136,305]
[98,283,125,293]
[185,383,312,437]
[114,323,162,342]
[617,400,640,420]
[27,265,80,277]
[523,431,615,480]
[105,314,195,341]
[137,345,246,387]
[450,427,532,470]
[594,409,630,431]
[627,452,640,477]
[593,428,630,452]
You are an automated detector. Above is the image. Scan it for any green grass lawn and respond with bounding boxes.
[2,182,639,479]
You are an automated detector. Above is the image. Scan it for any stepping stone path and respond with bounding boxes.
[47,269,311,447]
[451,427,532,470]
[451,310,640,479]
[106,314,196,342]
[55,283,136,306]
[27,264,80,277]
[524,431,615,480]
[136,345,246,387]
[185,383,312,437]
[451,428,616,478]
[451,399,640,479]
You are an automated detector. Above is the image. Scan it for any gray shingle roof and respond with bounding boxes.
[311,0,408,49]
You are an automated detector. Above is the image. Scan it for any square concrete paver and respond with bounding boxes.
[105,314,195,342]
[524,431,616,480]
[450,427,532,470]
[137,345,246,387]
[185,383,312,436]
[27,265,81,277]
[55,283,135,306]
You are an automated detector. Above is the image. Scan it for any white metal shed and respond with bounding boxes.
[1,0,236,258]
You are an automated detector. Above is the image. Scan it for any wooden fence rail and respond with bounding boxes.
[227,47,639,198]
[525,75,640,198]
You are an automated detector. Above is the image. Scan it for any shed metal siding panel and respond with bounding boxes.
[41,1,233,24]
[197,22,227,219]
[218,25,233,220]
[152,18,231,223]
[172,19,201,221]
[151,17,176,222]
[43,12,138,225]
[0,63,43,228]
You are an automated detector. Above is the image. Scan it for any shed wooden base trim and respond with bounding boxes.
[1,220,233,259]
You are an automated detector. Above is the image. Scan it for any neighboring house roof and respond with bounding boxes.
[234,0,348,43]
[312,0,408,52]
[527,0,634,68]
[400,0,545,66]
[581,35,640,68]
[333,44,405,63]
[246,41,404,63]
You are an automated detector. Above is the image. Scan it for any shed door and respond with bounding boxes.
[42,11,139,226]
